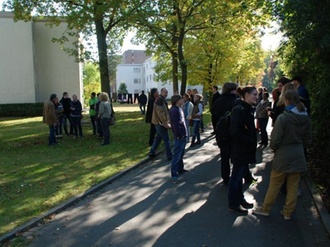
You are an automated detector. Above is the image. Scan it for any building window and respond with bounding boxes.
[134,78,141,84]
[133,68,141,73]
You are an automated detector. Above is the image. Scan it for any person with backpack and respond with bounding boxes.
[213,82,238,185]
[228,86,258,213]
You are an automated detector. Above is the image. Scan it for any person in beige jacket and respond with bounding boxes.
[43,93,58,145]
[148,88,173,160]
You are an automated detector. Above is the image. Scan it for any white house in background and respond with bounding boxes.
[0,12,83,104]
[116,50,204,99]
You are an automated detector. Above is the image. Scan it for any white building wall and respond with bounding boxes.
[33,21,83,103]
[116,57,176,98]
[0,12,82,104]
[0,13,36,104]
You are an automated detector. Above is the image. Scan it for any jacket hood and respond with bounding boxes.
[284,108,310,126]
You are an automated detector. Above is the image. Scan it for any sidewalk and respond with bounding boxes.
[15,129,330,246]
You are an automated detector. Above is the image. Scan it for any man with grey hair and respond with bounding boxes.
[148,87,173,160]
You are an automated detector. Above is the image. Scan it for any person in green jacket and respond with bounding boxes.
[89,92,98,135]
[254,90,312,220]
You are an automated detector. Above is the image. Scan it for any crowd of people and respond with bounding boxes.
[42,91,114,146]
[145,76,311,220]
[43,76,312,219]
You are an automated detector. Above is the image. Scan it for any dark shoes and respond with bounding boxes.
[241,200,254,209]
[229,206,248,213]
[148,152,156,158]
[178,169,189,175]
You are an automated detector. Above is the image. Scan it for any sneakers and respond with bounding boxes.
[253,208,270,217]
[280,210,291,220]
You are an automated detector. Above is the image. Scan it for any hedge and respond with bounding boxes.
[0,103,44,117]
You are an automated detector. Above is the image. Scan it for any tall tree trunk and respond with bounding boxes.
[95,19,110,94]
[178,27,187,95]
[207,61,213,108]
[172,52,179,94]
[171,23,179,93]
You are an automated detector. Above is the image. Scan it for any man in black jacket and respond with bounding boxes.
[60,92,73,136]
[146,88,158,146]
[138,90,148,115]
[210,85,221,135]
[212,82,238,185]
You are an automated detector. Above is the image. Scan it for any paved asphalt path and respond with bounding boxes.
[24,129,330,247]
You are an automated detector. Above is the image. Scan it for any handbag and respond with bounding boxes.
[109,114,115,126]
[189,119,193,127]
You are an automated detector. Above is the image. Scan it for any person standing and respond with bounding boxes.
[228,86,258,213]
[210,85,221,135]
[190,94,203,147]
[292,76,310,115]
[98,92,111,146]
[270,77,291,125]
[43,93,58,145]
[60,92,73,136]
[182,93,194,143]
[212,82,238,185]
[169,95,188,183]
[256,92,271,146]
[70,94,83,138]
[146,88,158,146]
[54,97,64,139]
[254,90,312,219]
[89,92,98,135]
[148,87,173,160]
[138,90,148,115]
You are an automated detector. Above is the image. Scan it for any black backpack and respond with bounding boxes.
[215,111,231,147]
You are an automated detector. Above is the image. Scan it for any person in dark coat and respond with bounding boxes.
[210,85,221,135]
[212,82,238,184]
[146,88,158,146]
[169,95,188,183]
[70,94,83,138]
[228,86,258,213]
[138,90,148,115]
[60,92,73,136]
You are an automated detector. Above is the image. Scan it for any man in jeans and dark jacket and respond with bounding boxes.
[43,93,58,145]
[148,87,173,160]
[169,95,188,183]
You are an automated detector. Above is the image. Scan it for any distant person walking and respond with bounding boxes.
[43,93,58,145]
[254,90,312,220]
[138,90,148,115]
[148,87,173,160]
[228,86,257,213]
[169,95,188,183]
[70,94,83,138]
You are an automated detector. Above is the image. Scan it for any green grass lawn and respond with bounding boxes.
[0,103,210,236]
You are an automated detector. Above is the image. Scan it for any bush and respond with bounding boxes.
[0,103,44,117]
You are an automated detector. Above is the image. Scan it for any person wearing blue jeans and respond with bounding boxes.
[148,88,173,160]
[190,94,203,147]
[43,93,58,146]
[169,95,188,182]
